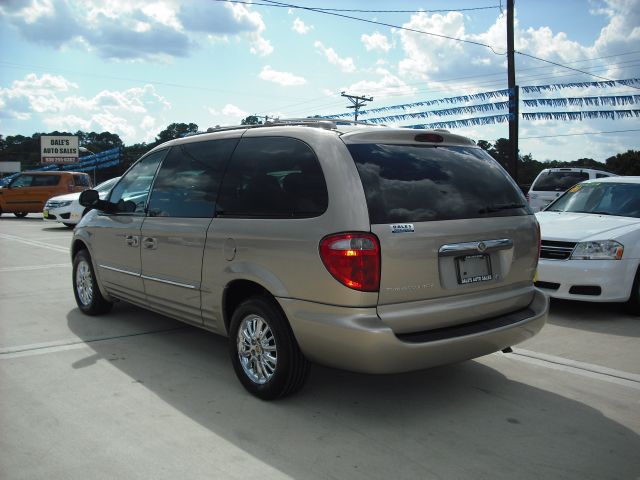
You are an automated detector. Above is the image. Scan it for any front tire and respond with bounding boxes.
[14,212,28,218]
[72,249,113,315]
[63,223,75,228]
[625,267,640,316]
[229,296,309,400]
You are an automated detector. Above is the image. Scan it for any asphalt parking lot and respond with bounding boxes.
[1,215,639,480]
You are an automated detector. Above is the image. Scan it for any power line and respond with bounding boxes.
[212,0,501,14]
[515,51,640,90]
[520,129,640,140]
[256,0,506,55]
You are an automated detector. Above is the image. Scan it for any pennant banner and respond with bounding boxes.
[323,88,512,119]
[523,95,640,108]
[521,78,640,94]
[404,114,512,130]
[365,101,510,124]
[522,110,640,121]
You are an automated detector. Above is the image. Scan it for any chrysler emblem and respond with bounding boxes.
[477,241,487,252]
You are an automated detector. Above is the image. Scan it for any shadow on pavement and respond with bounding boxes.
[548,298,640,337]
[67,305,640,480]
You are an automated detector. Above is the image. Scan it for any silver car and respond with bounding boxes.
[71,120,548,399]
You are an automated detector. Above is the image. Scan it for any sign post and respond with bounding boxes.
[40,136,79,164]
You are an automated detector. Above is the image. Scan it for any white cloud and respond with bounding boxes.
[222,104,248,117]
[0,73,171,143]
[292,17,312,34]
[314,41,356,73]
[343,68,417,100]
[0,0,273,61]
[259,66,306,86]
[361,32,391,52]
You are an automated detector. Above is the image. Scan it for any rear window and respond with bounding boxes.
[348,144,529,224]
[531,171,589,192]
[32,175,61,187]
[73,175,91,187]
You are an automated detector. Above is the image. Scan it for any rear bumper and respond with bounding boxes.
[279,289,548,374]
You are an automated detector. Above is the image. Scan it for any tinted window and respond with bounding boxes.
[546,182,640,218]
[10,175,34,188]
[109,150,165,214]
[532,171,589,191]
[73,175,91,187]
[596,173,609,179]
[32,175,61,186]
[218,137,328,218]
[148,139,238,218]
[348,144,529,224]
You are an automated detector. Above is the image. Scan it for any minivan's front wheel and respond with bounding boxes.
[229,296,309,400]
[72,249,112,315]
[14,212,28,218]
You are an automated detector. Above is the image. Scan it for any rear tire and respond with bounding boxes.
[625,267,640,316]
[63,223,75,228]
[14,212,28,218]
[229,295,310,400]
[72,249,113,315]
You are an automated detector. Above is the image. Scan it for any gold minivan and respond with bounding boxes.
[0,171,91,218]
[72,120,548,400]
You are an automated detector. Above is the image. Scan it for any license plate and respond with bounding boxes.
[456,254,492,285]
[43,210,48,218]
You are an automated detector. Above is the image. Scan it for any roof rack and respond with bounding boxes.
[204,117,386,134]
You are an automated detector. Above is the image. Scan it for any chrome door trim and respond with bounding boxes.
[141,275,197,290]
[99,264,141,277]
[438,238,513,257]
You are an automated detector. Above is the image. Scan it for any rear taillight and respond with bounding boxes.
[67,181,74,193]
[319,233,380,292]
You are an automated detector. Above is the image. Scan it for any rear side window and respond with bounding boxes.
[348,144,529,224]
[532,171,589,191]
[32,175,61,186]
[148,139,238,218]
[217,137,328,218]
[73,175,91,187]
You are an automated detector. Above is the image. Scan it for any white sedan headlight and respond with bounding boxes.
[57,200,73,208]
[571,240,624,260]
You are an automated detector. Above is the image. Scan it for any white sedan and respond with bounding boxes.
[535,176,640,314]
[43,176,120,227]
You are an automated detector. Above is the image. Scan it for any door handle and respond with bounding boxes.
[142,237,157,250]
[125,235,139,247]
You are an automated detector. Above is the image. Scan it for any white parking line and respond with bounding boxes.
[0,263,70,272]
[0,233,69,253]
[510,348,640,390]
[0,328,186,360]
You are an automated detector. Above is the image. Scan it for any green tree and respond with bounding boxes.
[155,123,199,144]
[606,150,640,175]
[241,115,263,125]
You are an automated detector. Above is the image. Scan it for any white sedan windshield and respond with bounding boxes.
[546,182,640,218]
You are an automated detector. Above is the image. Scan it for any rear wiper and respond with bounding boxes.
[478,203,525,214]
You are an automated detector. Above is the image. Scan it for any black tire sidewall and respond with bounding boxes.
[229,296,302,400]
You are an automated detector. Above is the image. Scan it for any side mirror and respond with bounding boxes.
[79,189,100,207]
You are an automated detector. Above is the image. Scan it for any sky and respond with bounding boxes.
[0,0,639,163]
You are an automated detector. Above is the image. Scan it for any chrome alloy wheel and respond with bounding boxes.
[75,259,94,307]
[237,314,278,385]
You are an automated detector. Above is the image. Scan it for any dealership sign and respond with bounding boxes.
[41,136,79,164]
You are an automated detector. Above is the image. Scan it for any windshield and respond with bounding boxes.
[546,182,640,218]
[95,177,120,193]
[531,171,589,192]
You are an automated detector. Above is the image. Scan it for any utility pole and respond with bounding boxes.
[341,92,373,121]
[507,0,519,182]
